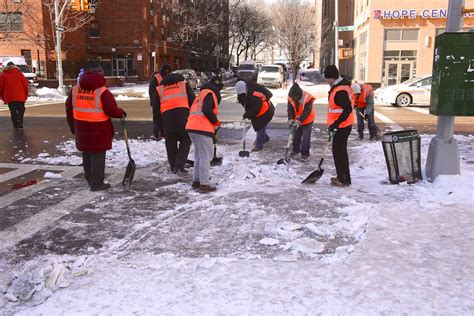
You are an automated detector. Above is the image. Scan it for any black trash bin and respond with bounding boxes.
[382,130,422,184]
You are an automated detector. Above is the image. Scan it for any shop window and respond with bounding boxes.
[385,29,419,41]
[0,12,23,32]
[385,29,402,41]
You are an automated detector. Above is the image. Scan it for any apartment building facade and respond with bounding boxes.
[0,0,229,81]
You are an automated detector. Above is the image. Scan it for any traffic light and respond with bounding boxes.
[81,0,90,11]
[70,0,80,11]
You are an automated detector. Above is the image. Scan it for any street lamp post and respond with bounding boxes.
[334,0,339,68]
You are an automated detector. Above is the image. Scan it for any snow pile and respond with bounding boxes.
[43,172,62,179]
[109,84,148,99]
[29,87,67,102]
[1,255,95,307]
[220,122,243,130]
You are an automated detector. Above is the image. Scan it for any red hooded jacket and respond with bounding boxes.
[65,72,125,152]
[0,65,29,104]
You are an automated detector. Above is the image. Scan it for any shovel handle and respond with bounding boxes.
[121,118,133,160]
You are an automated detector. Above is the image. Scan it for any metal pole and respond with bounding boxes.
[425,0,463,180]
[334,0,339,68]
[54,0,64,94]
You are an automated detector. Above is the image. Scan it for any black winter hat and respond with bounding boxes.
[210,76,224,90]
[288,83,303,101]
[324,65,340,79]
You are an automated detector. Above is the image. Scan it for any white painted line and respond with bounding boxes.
[222,95,235,101]
[405,107,430,115]
[0,164,79,182]
[0,167,82,210]
[0,172,123,249]
[374,112,402,130]
[0,168,35,183]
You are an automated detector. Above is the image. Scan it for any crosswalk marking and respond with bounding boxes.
[0,171,123,249]
[0,102,62,112]
[405,107,430,115]
[374,111,402,130]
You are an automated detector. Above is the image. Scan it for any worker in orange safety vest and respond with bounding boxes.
[149,63,171,139]
[287,83,315,162]
[324,65,354,187]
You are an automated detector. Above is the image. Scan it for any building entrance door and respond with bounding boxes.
[384,61,415,86]
[114,58,127,76]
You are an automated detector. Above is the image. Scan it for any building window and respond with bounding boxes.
[359,32,367,46]
[88,20,100,38]
[359,52,367,81]
[0,12,23,32]
[385,29,419,41]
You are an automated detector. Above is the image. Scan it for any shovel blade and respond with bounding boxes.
[123,160,136,188]
[186,159,194,167]
[238,151,250,158]
[276,157,290,165]
[210,157,223,166]
[302,168,324,184]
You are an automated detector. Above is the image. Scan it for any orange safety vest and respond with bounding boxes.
[327,85,355,128]
[252,91,270,118]
[154,73,163,85]
[72,85,109,122]
[186,89,219,134]
[156,81,189,113]
[288,91,315,126]
[355,83,374,109]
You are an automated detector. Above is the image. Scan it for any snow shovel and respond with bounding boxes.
[277,125,296,165]
[356,109,382,139]
[301,131,334,184]
[121,118,136,188]
[210,135,223,166]
[238,119,250,158]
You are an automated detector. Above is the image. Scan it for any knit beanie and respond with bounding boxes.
[324,65,339,79]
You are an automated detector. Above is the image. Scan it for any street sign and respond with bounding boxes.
[337,25,355,32]
[338,48,353,60]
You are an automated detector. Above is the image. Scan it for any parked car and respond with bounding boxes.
[204,71,217,80]
[232,66,239,78]
[296,69,326,85]
[257,65,284,88]
[237,61,258,81]
[195,71,209,88]
[375,75,432,107]
[173,69,199,90]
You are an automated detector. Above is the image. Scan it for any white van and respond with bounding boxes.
[0,56,38,82]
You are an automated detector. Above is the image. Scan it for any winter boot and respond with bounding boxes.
[301,155,309,162]
[199,184,216,192]
[91,183,111,192]
[330,177,350,187]
[192,181,200,189]
[358,134,364,140]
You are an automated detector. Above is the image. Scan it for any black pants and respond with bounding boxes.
[332,125,352,184]
[8,102,26,127]
[82,151,106,186]
[165,130,191,170]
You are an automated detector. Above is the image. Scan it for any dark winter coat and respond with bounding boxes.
[0,65,29,104]
[151,73,196,135]
[148,64,171,107]
[241,80,274,131]
[328,77,353,129]
[186,82,221,138]
[287,83,314,124]
[65,72,125,152]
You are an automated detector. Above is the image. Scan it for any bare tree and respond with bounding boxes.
[1,0,94,92]
[166,0,223,67]
[272,0,315,82]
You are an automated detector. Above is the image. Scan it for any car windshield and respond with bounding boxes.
[174,70,190,78]
[17,65,31,73]
[260,66,279,73]
[238,64,256,70]
[400,77,424,85]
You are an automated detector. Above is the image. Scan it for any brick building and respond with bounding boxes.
[0,0,229,81]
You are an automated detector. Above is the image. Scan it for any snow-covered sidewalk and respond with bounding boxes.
[1,133,473,314]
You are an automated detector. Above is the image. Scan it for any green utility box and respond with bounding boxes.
[430,32,474,116]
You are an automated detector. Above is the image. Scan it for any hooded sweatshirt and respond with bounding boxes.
[0,65,29,104]
[328,77,353,128]
[287,83,314,124]
[65,71,125,152]
[186,82,221,137]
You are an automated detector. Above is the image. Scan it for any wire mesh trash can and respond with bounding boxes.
[382,130,422,184]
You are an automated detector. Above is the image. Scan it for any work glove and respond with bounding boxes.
[122,111,127,118]
[364,114,370,120]
[288,120,294,128]
[294,120,302,128]
[243,112,250,120]
[214,121,221,132]
[328,123,338,134]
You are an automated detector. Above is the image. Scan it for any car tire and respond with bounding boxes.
[395,93,412,107]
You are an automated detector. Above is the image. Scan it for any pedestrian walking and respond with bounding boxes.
[287,83,315,161]
[149,63,171,139]
[324,65,354,187]
[77,68,85,84]
[186,76,223,192]
[65,64,126,191]
[235,79,274,151]
[351,82,380,140]
[154,71,195,173]
[0,62,29,129]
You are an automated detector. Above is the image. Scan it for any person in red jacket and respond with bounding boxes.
[65,64,126,191]
[0,62,29,129]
